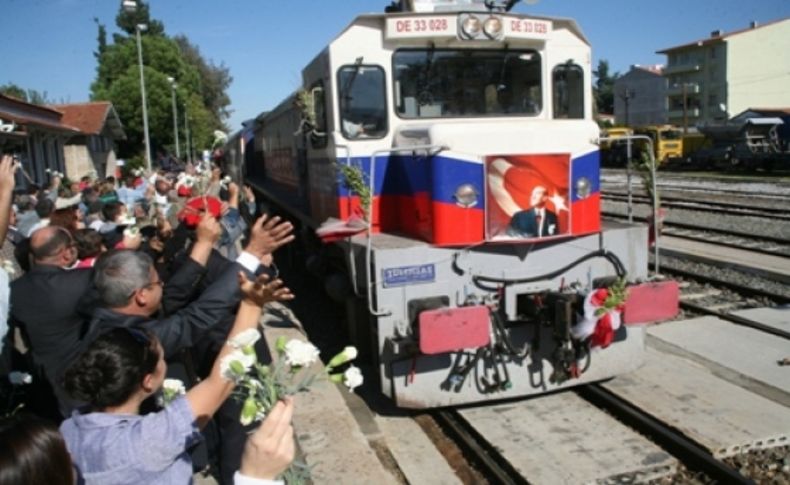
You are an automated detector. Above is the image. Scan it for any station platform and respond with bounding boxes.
[196,302,398,484]
[658,235,790,283]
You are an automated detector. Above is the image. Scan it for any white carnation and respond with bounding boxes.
[284,339,320,367]
[220,349,256,381]
[327,345,358,369]
[8,371,32,385]
[228,329,261,349]
[343,366,363,391]
[163,378,185,395]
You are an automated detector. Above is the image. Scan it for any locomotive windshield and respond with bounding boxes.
[393,49,542,118]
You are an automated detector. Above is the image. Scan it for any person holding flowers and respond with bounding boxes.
[60,271,296,484]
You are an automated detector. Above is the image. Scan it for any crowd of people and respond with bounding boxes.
[0,153,299,485]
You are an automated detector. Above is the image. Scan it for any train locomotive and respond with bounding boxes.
[227,0,678,408]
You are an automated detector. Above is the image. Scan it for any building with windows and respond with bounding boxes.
[657,18,790,129]
[613,65,667,127]
[52,102,126,179]
[0,93,78,188]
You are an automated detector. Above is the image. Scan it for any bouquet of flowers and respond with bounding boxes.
[571,278,628,349]
[221,329,363,483]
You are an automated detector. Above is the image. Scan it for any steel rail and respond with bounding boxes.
[603,192,790,220]
[602,210,790,249]
[577,384,755,485]
[655,262,790,305]
[431,409,527,485]
[679,300,790,341]
[653,263,790,340]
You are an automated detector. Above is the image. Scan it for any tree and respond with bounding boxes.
[0,83,26,100]
[91,1,230,160]
[114,0,164,37]
[593,60,619,115]
[0,83,52,105]
[93,17,107,61]
[174,35,233,129]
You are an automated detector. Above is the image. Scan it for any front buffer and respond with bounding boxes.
[355,221,672,408]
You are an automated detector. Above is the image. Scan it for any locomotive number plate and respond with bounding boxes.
[382,264,436,287]
[386,16,456,39]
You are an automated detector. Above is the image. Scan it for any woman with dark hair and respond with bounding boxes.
[0,414,74,485]
[72,229,104,268]
[60,272,296,484]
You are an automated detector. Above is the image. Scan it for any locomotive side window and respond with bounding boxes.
[393,49,542,118]
[338,65,387,140]
[552,62,584,119]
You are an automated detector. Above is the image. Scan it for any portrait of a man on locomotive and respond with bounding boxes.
[486,154,570,240]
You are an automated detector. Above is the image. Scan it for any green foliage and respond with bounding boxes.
[295,89,316,129]
[336,162,371,218]
[115,0,165,36]
[174,35,232,129]
[634,149,660,206]
[594,278,628,317]
[593,59,619,115]
[91,3,230,159]
[0,83,52,105]
[0,83,26,100]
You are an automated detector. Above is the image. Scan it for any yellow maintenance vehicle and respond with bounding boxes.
[599,127,633,166]
[633,125,683,165]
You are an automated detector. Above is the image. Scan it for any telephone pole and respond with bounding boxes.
[682,83,688,134]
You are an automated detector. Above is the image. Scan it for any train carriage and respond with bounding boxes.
[240,0,677,408]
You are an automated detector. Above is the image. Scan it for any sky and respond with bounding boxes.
[1,0,788,131]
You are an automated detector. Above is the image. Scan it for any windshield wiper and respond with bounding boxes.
[341,56,364,113]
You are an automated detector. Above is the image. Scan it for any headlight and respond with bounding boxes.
[454,184,478,208]
[575,177,591,199]
[461,15,481,38]
[483,16,503,39]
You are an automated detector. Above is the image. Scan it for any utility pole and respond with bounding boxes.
[622,89,633,128]
[184,108,191,164]
[682,82,688,134]
[135,24,151,171]
[167,77,180,159]
[618,88,635,223]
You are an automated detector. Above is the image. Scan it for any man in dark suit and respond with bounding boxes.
[507,185,558,238]
[9,225,99,417]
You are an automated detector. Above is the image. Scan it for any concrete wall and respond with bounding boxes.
[725,20,790,117]
[614,68,667,126]
[63,133,118,180]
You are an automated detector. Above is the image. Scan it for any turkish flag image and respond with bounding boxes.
[485,154,571,240]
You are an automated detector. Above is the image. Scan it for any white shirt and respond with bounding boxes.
[535,208,545,237]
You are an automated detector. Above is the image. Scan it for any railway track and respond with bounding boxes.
[602,210,790,258]
[603,192,790,221]
[427,365,785,484]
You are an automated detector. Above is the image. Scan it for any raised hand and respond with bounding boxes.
[239,398,296,480]
[195,212,221,245]
[244,214,295,260]
[237,272,294,307]
[0,154,16,194]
